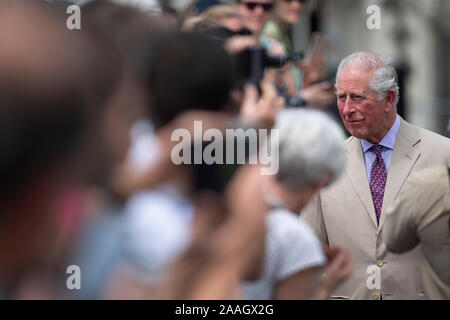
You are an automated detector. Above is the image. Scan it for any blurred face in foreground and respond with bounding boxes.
[235,0,274,35]
[0,0,86,278]
[336,66,396,144]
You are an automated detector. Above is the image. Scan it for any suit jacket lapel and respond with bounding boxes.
[345,137,379,228]
[379,118,421,231]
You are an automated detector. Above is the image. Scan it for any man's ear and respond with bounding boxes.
[384,89,396,112]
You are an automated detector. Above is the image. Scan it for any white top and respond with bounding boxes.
[123,188,194,274]
[242,209,326,300]
[126,119,161,172]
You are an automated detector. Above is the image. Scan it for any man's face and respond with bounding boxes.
[235,0,274,35]
[276,0,307,25]
[336,66,391,143]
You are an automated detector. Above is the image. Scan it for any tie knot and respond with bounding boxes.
[372,144,383,157]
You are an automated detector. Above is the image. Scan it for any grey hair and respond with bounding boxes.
[335,51,400,107]
[274,109,346,190]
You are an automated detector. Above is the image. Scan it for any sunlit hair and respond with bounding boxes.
[335,51,400,107]
[183,15,217,31]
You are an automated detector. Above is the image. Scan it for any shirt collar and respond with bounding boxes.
[361,114,400,153]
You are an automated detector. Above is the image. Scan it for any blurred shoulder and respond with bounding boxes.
[268,208,321,244]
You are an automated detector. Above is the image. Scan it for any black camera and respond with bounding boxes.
[200,26,303,90]
[233,46,284,89]
[233,47,304,90]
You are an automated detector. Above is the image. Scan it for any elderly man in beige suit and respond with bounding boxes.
[301,51,450,300]
[384,164,450,300]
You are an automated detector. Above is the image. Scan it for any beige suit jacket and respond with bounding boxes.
[301,117,450,300]
[383,165,450,300]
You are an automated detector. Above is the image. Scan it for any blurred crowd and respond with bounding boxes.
[0,0,448,300]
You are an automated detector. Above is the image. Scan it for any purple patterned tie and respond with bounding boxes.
[369,145,387,223]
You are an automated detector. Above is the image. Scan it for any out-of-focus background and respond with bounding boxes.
[55,0,450,135]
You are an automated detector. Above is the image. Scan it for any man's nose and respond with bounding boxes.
[292,1,302,9]
[342,97,354,116]
[254,5,264,15]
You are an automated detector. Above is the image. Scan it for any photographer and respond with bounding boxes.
[260,0,335,109]
[202,2,334,109]
[108,31,285,299]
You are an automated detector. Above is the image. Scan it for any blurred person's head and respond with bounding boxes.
[80,0,175,169]
[182,15,220,31]
[144,31,233,129]
[202,5,244,32]
[335,51,399,144]
[0,0,120,279]
[234,0,274,36]
[82,0,174,76]
[274,0,308,27]
[79,0,182,195]
[264,109,346,213]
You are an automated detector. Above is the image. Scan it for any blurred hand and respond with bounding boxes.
[320,246,352,292]
[299,56,327,88]
[299,33,329,87]
[274,63,297,98]
[300,81,335,109]
[162,164,268,299]
[225,35,259,55]
[264,36,286,57]
[111,111,230,199]
[240,69,285,129]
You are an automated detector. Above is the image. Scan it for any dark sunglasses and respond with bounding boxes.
[240,1,274,12]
